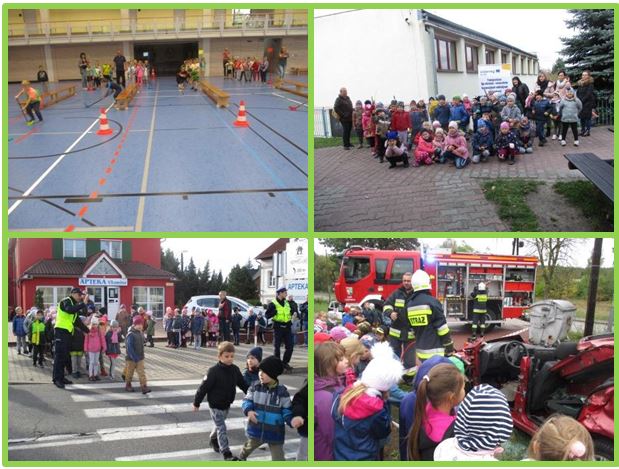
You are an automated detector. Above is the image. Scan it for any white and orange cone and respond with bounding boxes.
[233,101,250,128]
[96,107,113,135]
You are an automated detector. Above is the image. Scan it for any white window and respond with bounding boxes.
[100,240,122,259]
[63,239,86,258]
[36,286,73,309]
[133,287,164,318]
[267,269,275,287]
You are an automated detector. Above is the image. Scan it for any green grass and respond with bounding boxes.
[482,179,544,231]
[553,180,614,231]
[314,136,346,149]
[500,428,530,461]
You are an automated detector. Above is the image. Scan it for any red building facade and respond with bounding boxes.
[9,238,175,319]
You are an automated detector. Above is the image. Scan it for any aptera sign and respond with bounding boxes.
[79,278,128,287]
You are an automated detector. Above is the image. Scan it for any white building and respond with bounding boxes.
[256,238,308,304]
[315,9,539,109]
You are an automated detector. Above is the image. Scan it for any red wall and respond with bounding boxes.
[14,239,53,278]
[127,238,161,268]
[19,277,175,310]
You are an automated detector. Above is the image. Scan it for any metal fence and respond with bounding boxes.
[314,107,333,138]
[594,95,613,127]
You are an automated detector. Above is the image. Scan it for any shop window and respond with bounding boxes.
[36,286,72,309]
[89,259,119,276]
[466,45,478,72]
[63,239,86,258]
[133,286,164,318]
[485,49,495,65]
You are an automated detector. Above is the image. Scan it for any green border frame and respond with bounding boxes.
[3,2,618,467]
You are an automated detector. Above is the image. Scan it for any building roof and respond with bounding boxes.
[421,10,537,59]
[255,238,289,260]
[22,256,176,280]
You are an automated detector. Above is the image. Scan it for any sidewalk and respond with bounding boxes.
[315,126,613,231]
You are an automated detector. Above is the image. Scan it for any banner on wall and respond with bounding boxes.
[479,64,512,96]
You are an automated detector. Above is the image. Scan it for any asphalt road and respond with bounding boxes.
[8,374,306,461]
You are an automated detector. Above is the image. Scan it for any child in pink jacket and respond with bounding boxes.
[413,129,435,166]
[439,121,469,169]
[84,316,107,381]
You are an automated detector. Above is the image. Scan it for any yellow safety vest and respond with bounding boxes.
[272,300,291,323]
[55,297,79,334]
[31,320,46,345]
[473,293,488,314]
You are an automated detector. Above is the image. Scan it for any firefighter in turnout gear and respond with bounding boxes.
[382,272,416,368]
[406,270,454,362]
[470,282,488,340]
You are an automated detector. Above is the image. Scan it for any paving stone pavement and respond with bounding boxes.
[315,126,614,232]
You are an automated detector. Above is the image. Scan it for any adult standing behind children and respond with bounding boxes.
[383,272,417,369]
[278,47,289,79]
[333,87,354,150]
[37,65,49,94]
[113,50,127,87]
[223,48,231,77]
[576,70,595,137]
[78,52,88,89]
[218,291,232,342]
[266,287,295,372]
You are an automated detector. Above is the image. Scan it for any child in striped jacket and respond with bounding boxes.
[239,356,293,461]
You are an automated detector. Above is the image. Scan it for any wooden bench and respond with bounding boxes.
[18,84,76,109]
[200,80,230,108]
[289,67,308,75]
[565,152,614,202]
[274,78,308,98]
[115,84,138,110]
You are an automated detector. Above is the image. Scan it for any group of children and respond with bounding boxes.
[314,317,597,462]
[224,56,270,83]
[192,342,307,461]
[351,86,586,169]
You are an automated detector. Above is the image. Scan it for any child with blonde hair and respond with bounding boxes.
[332,342,404,460]
[339,336,367,385]
[526,415,594,461]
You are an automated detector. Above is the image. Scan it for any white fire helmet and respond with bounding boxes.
[478,282,486,290]
[411,270,431,292]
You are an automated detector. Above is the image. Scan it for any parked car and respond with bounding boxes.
[184,295,269,328]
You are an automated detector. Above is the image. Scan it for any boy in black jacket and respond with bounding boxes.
[193,341,249,461]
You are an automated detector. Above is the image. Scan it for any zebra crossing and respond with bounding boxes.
[8,378,302,461]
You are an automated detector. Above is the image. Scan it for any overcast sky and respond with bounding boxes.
[315,8,575,70]
[317,238,614,268]
[161,238,277,276]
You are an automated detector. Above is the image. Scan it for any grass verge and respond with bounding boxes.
[553,180,614,231]
[482,179,544,231]
[314,136,345,149]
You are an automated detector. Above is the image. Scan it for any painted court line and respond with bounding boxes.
[9,418,250,451]
[117,442,299,461]
[271,92,307,107]
[135,81,159,231]
[83,400,242,418]
[8,101,115,216]
[11,226,134,232]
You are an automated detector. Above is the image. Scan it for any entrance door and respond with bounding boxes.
[107,287,120,321]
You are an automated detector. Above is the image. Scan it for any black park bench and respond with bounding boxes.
[564,153,614,202]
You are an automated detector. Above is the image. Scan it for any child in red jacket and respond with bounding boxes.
[391,101,410,147]
[414,129,435,166]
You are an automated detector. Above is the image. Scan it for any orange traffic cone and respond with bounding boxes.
[97,107,113,135]
[233,101,250,128]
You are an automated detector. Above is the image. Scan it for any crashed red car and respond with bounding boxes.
[458,332,614,460]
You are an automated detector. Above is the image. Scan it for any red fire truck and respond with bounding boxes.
[334,247,539,327]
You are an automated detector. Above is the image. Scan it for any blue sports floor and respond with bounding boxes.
[7,77,308,232]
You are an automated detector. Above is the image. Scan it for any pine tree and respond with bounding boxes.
[34,289,44,310]
[560,9,614,99]
[198,260,211,294]
[184,258,200,300]
[227,263,258,300]
[161,248,180,275]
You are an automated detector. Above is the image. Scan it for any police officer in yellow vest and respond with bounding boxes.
[382,272,416,368]
[265,287,294,372]
[405,270,454,362]
[52,287,90,389]
[470,282,488,340]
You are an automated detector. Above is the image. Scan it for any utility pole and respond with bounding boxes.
[584,238,603,337]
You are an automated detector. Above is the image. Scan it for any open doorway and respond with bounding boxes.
[134,41,199,76]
